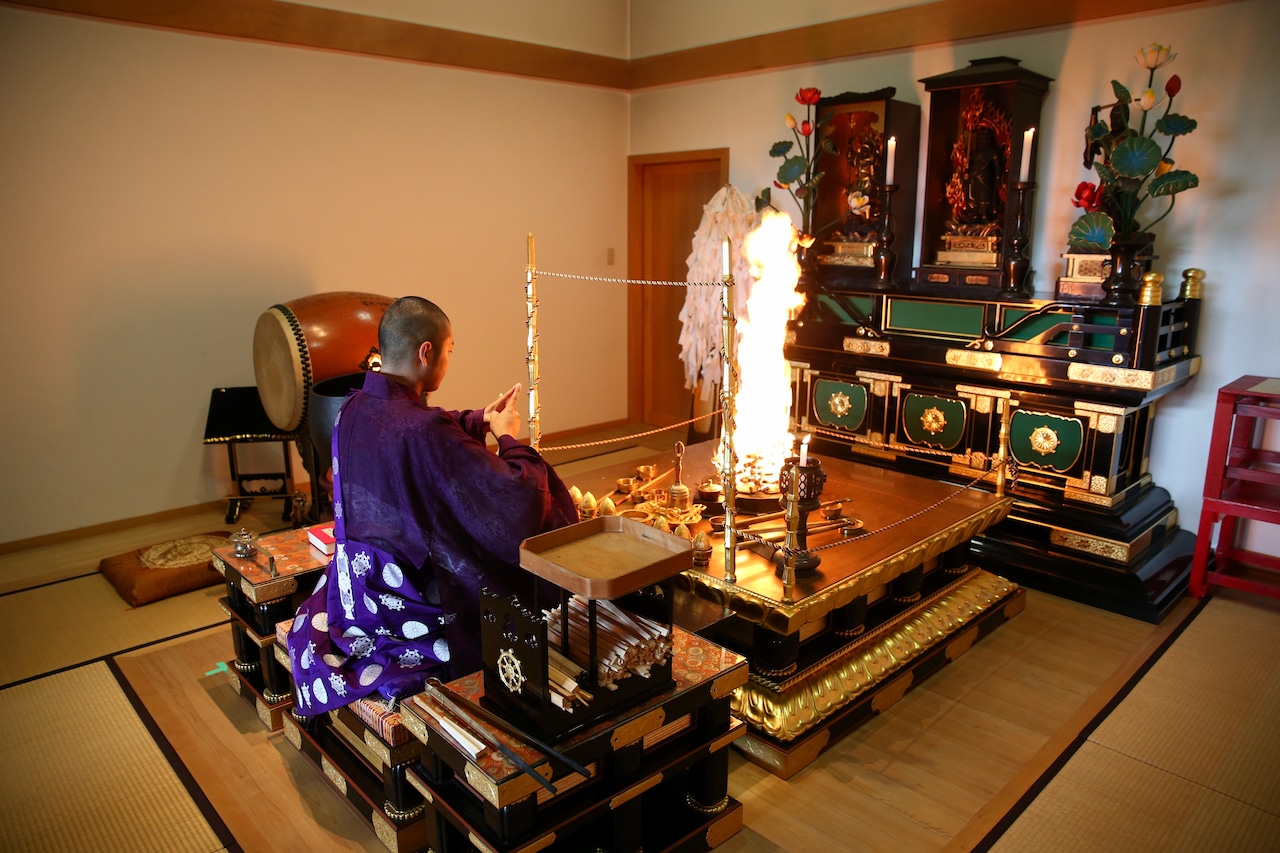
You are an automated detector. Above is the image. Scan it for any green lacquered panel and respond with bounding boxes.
[816,294,876,324]
[901,394,966,450]
[1010,410,1083,472]
[1001,310,1060,342]
[886,299,984,336]
[812,379,867,431]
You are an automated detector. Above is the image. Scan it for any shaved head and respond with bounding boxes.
[378,296,450,366]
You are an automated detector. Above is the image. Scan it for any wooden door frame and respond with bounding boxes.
[626,148,730,424]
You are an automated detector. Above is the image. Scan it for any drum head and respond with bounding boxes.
[253,307,305,432]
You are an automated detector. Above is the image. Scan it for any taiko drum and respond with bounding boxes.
[252,292,393,432]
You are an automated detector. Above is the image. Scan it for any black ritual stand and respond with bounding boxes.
[203,386,297,524]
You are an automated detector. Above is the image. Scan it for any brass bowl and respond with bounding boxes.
[636,464,657,481]
[616,477,638,494]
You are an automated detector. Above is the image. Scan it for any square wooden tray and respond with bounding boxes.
[519,516,691,599]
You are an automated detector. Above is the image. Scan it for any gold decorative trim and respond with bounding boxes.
[1049,530,1131,562]
[945,625,979,660]
[730,571,1017,741]
[514,834,556,853]
[384,799,425,822]
[372,813,398,853]
[321,756,347,796]
[785,329,797,346]
[464,762,501,808]
[709,721,746,753]
[283,717,302,750]
[398,704,429,743]
[1075,401,1127,416]
[1096,414,1118,434]
[611,708,666,750]
[706,807,745,848]
[468,831,498,853]
[227,670,243,694]
[274,645,291,672]
[610,773,663,809]
[680,499,1012,635]
[946,350,1002,371]
[870,672,913,712]
[735,727,830,776]
[686,792,730,815]
[1090,475,1111,494]
[711,669,748,700]
[843,338,890,356]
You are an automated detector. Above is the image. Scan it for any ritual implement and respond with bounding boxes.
[422,679,583,794]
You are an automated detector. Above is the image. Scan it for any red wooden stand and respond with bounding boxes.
[1190,375,1280,598]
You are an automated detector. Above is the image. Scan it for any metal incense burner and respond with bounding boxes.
[775,455,827,583]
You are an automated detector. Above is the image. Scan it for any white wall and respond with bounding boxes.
[630,0,1280,541]
[0,7,631,543]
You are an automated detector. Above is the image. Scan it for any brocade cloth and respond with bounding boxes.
[287,371,577,715]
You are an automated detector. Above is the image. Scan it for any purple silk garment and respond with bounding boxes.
[287,371,578,715]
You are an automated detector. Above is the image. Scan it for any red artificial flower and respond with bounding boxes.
[1071,181,1104,213]
[800,119,813,136]
[795,87,821,106]
[1165,74,1182,98]
[773,180,789,190]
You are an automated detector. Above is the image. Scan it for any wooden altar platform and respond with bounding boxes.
[560,440,1020,778]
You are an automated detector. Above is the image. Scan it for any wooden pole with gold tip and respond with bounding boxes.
[720,237,739,584]
[526,233,541,449]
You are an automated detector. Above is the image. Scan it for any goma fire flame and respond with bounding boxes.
[732,209,807,494]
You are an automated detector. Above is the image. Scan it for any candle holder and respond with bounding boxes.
[1000,181,1035,299]
[775,457,827,579]
[872,184,900,291]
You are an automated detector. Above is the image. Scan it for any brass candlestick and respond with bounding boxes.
[775,456,827,582]
[1001,181,1035,299]
[872,184,900,291]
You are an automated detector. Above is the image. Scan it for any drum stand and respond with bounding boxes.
[203,387,298,524]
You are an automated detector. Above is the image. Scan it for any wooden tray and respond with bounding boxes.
[519,516,691,599]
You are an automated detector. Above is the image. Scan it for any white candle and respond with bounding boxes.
[1019,128,1036,183]
[885,136,897,186]
[799,435,810,466]
[722,237,730,277]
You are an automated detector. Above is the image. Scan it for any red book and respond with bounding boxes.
[307,524,336,556]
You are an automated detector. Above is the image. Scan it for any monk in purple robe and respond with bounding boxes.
[287,296,578,716]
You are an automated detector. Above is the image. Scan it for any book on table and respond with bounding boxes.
[307,524,335,556]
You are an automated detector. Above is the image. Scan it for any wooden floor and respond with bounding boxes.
[2,445,1277,851]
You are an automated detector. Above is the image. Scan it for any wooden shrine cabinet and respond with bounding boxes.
[785,270,1205,621]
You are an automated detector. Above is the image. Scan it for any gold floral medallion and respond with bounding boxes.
[1030,425,1060,455]
[828,391,852,418]
[921,406,947,435]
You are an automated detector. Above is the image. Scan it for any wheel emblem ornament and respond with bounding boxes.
[497,648,526,694]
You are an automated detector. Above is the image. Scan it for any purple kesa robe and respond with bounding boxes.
[287,371,578,716]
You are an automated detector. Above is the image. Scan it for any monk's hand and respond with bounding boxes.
[489,400,521,440]
[483,383,522,424]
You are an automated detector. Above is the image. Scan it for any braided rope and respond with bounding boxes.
[538,410,722,452]
[536,270,722,287]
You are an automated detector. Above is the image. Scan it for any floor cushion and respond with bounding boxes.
[99,531,230,607]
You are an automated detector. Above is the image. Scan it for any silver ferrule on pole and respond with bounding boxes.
[526,233,541,449]
[720,238,738,584]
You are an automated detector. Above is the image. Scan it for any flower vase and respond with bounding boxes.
[1100,239,1150,308]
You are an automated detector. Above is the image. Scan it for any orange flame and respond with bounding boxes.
[732,210,806,493]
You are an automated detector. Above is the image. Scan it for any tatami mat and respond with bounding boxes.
[0,574,224,686]
[1089,594,1280,814]
[990,591,1280,852]
[0,662,221,853]
[990,742,1280,852]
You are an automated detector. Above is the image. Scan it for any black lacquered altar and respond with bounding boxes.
[564,441,1021,778]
